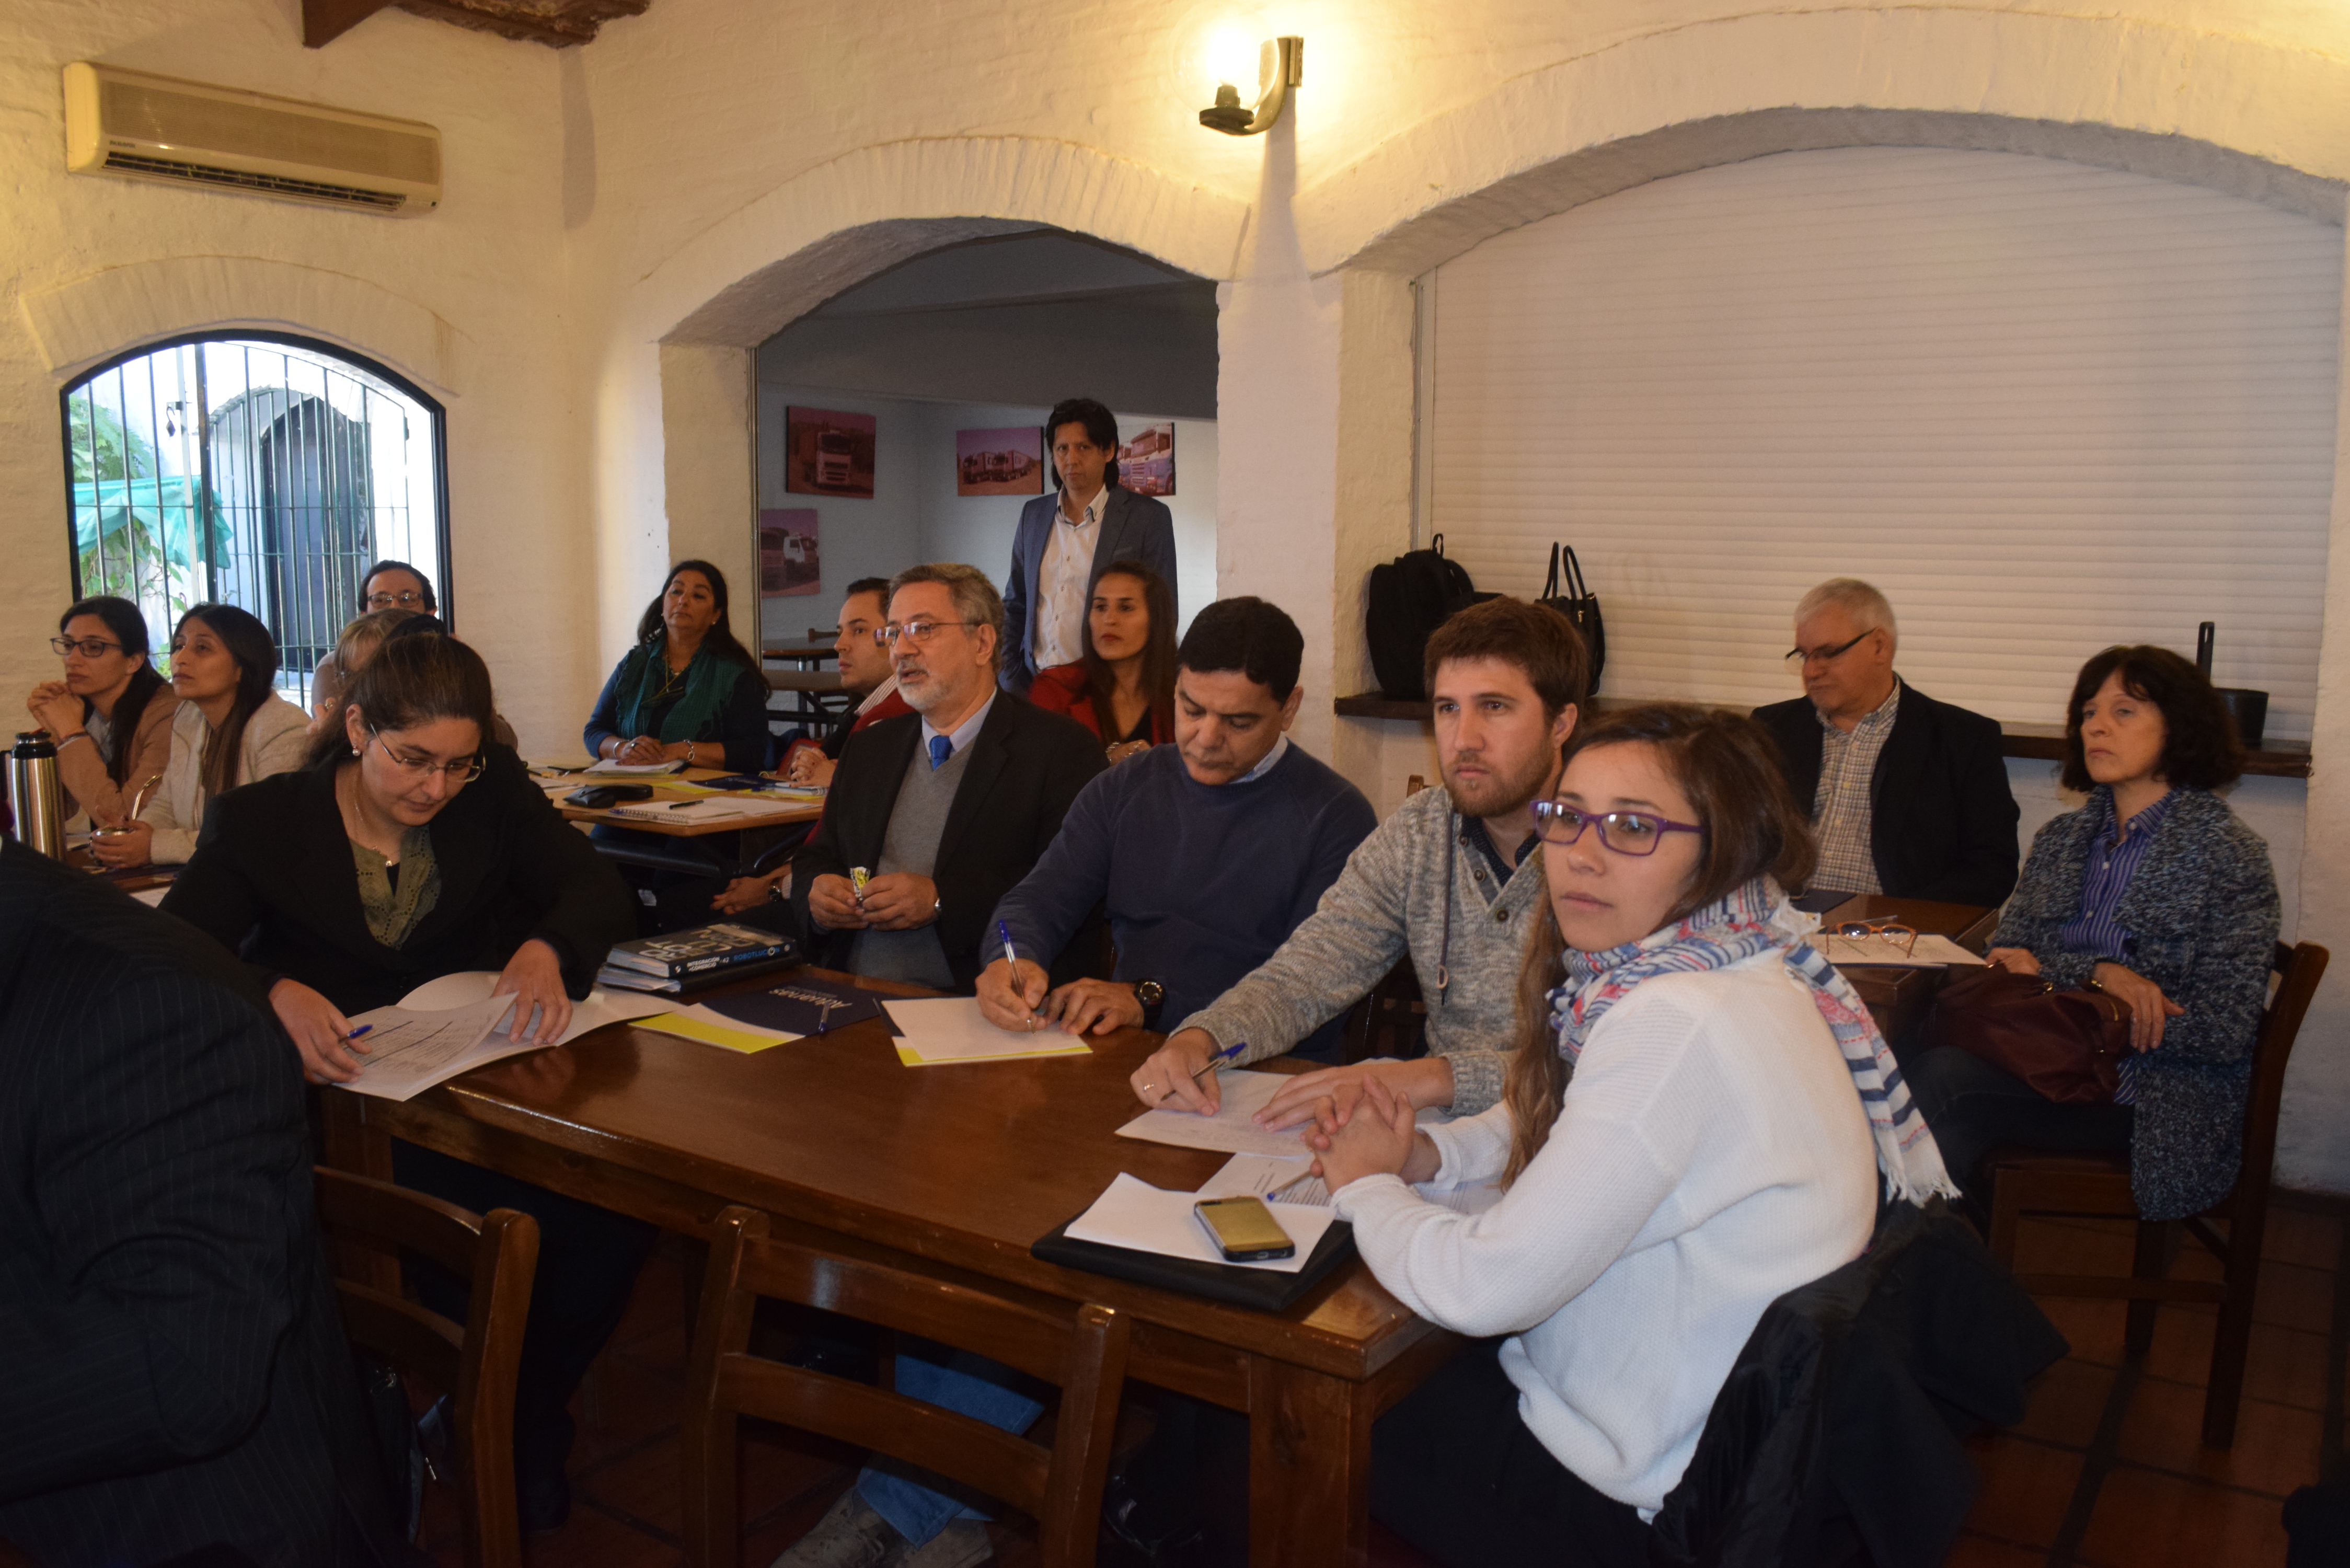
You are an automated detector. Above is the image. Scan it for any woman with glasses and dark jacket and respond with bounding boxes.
[583,559,771,770]
[1906,645,2279,1224]
[25,595,176,828]
[163,631,644,1533]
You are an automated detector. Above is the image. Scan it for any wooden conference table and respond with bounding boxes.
[321,895,1995,1566]
[549,766,823,837]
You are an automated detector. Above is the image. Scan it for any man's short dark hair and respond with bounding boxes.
[1046,398,1120,488]
[1177,597,1304,702]
[1422,597,1590,719]
[2060,644,2246,792]
[843,577,891,605]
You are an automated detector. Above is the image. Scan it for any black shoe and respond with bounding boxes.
[517,1461,571,1535]
[1097,1472,1207,1568]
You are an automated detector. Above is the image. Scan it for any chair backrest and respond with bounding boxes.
[2236,941,2329,1209]
[313,1167,539,1568]
[683,1206,1131,1568]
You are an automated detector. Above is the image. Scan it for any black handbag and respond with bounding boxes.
[1365,533,1489,701]
[1539,543,1605,690]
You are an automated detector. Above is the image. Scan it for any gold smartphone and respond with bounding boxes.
[1193,1195,1296,1262]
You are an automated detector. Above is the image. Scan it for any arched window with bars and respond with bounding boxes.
[60,332,448,709]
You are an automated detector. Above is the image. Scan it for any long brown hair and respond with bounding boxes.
[1080,560,1176,741]
[335,633,497,760]
[1499,704,1816,1185]
[174,604,279,799]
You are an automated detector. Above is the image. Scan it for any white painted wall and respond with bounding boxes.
[754,386,1218,641]
[0,2,591,755]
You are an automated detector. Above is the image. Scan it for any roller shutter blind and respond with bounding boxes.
[1426,146,2341,741]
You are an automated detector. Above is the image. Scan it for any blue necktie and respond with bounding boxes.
[928,735,952,770]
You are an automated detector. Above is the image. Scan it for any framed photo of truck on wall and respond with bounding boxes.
[785,407,877,498]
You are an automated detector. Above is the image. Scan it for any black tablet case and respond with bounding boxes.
[1031,1213,1357,1312]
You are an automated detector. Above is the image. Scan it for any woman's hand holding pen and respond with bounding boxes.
[1130,1028,1220,1114]
[493,938,573,1043]
[272,977,370,1085]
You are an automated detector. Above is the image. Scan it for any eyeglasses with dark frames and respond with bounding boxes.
[877,620,983,647]
[50,636,127,658]
[365,589,430,609]
[1784,628,1879,666]
[370,729,486,783]
[1531,801,1707,857]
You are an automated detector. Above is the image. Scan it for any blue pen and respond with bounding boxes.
[1191,1039,1247,1081]
[997,920,1038,1029]
[345,1023,373,1041]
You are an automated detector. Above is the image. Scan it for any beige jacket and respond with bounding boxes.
[58,690,177,827]
[139,695,311,865]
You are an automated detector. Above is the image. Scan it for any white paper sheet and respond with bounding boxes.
[1065,1173,1335,1274]
[396,971,679,1044]
[881,996,1090,1064]
[1810,932,1988,968]
[604,796,810,824]
[337,995,526,1101]
[1198,1153,1328,1207]
[131,886,168,907]
[585,758,685,774]
[1115,1069,1319,1158]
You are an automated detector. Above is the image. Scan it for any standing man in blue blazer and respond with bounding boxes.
[1000,397,1179,694]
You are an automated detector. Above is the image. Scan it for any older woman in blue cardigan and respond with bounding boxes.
[1908,645,2279,1221]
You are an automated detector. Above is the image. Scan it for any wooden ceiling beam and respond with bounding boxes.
[303,0,401,47]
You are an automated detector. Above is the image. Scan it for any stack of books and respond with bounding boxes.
[597,923,801,994]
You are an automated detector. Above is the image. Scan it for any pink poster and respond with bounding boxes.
[758,509,820,597]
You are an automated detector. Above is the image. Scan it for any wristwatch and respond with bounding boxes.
[1133,978,1166,1029]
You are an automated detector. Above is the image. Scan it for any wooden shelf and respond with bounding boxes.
[1332,695,2313,779]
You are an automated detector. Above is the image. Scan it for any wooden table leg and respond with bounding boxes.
[1249,1356,1372,1568]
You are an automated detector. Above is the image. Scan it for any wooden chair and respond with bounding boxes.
[314,1167,539,1568]
[683,1206,1132,1568]
[1343,956,1430,1064]
[1985,940,2329,1447]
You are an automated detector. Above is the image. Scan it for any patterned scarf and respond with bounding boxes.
[618,640,739,744]
[1547,877,1955,1205]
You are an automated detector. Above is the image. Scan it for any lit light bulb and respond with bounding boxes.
[1204,24,1262,98]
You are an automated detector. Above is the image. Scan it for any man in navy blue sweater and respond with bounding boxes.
[977,596,1377,1060]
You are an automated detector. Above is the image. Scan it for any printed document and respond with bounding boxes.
[1066,1172,1335,1274]
[1811,932,1988,968]
[1116,1069,1319,1158]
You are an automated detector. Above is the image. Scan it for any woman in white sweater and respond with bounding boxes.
[91,604,308,869]
[1307,705,1955,1567]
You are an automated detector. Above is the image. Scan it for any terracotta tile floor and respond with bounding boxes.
[420,1197,2347,1567]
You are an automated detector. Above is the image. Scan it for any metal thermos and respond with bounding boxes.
[8,733,65,859]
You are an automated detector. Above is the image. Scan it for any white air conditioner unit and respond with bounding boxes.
[63,63,440,214]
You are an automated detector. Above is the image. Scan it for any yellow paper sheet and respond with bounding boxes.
[631,1013,794,1055]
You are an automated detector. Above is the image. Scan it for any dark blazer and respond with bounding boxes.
[1000,483,1178,691]
[793,695,1107,989]
[163,745,636,1014]
[1753,682,2020,907]
[1992,786,2279,1219]
[0,840,411,1567]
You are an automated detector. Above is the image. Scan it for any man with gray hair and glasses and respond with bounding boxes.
[790,562,1105,991]
[1752,577,2019,907]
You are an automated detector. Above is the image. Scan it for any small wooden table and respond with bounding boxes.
[763,638,840,664]
[549,767,822,838]
[1813,893,1998,1041]
[322,970,1452,1568]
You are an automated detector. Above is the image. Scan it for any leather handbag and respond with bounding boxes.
[1926,962,2130,1105]
[1539,543,1606,690]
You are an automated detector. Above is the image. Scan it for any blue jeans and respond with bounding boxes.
[858,1355,1044,1547]
[1905,1044,2135,1205]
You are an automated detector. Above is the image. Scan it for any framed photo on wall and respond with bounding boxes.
[785,407,877,498]
[759,509,820,597]
[1116,421,1174,497]
[955,426,1045,496]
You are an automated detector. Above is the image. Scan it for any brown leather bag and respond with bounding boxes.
[1926,962,2131,1105]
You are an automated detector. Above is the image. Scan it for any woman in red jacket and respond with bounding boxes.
[1026,558,1176,762]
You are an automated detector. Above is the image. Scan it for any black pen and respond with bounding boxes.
[667,800,699,811]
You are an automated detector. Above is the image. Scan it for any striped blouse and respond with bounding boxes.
[2058,787,2179,1104]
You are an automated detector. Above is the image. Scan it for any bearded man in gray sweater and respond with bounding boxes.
[1130,596,1588,1125]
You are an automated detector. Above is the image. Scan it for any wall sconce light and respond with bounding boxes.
[1199,36,1303,135]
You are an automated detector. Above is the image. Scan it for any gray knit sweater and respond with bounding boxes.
[1174,785,1547,1115]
